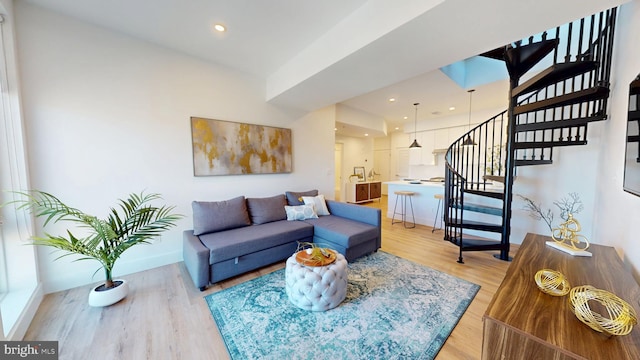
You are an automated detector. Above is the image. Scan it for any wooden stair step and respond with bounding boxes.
[452,202,502,216]
[511,61,598,97]
[465,188,504,200]
[505,39,559,78]
[515,114,606,132]
[483,175,505,183]
[514,86,609,115]
[514,140,587,149]
[515,159,553,166]
[447,219,502,233]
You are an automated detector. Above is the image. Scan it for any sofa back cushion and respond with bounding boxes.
[247,195,287,224]
[285,189,318,205]
[192,196,251,235]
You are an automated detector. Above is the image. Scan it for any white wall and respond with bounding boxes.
[336,104,387,135]
[335,134,374,199]
[594,0,640,280]
[14,2,334,293]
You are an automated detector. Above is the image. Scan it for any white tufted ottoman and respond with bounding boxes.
[285,251,348,311]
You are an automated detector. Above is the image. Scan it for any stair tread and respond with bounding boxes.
[452,202,502,216]
[515,114,607,132]
[483,175,506,183]
[480,47,506,61]
[447,219,502,232]
[466,188,504,200]
[514,86,609,115]
[505,39,559,78]
[514,140,587,149]
[512,61,598,97]
[449,237,503,250]
[515,159,553,166]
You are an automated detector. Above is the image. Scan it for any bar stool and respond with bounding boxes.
[392,191,416,228]
[432,193,444,233]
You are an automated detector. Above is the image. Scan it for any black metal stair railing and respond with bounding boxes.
[444,110,507,251]
[513,8,617,163]
[443,8,617,263]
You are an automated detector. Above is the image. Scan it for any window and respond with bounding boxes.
[0,7,40,340]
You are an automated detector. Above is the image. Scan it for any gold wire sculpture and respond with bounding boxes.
[551,213,590,251]
[568,285,638,336]
[534,269,571,296]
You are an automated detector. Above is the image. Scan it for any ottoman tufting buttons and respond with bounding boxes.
[285,251,348,311]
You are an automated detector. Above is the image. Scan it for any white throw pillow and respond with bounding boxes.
[302,194,330,216]
[284,204,318,221]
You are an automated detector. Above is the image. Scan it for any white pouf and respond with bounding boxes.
[285,252,348,311]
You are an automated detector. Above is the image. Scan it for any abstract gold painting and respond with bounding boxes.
[191,117,292,176]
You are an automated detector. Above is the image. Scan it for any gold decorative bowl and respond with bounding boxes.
[534,269,571,296]
[568,285,638,336]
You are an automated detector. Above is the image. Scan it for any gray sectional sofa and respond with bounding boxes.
[183,190,381,290]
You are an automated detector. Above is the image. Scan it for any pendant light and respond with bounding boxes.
[409,102,422,148]
[462,89,477,146]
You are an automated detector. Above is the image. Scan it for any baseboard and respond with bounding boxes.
[41,250,183,294]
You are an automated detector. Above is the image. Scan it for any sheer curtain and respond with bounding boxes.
[0,1,41,340]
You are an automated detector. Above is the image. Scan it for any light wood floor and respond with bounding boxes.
[24,196,519,360]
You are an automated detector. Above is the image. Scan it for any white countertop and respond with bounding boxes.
[384,180,445,187]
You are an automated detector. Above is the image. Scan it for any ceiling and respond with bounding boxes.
[21,0,628,138]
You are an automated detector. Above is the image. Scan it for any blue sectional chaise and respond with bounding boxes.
[183,190,381,291]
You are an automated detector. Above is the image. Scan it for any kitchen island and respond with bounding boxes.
[386,180,504,239]
[385,180,446,228]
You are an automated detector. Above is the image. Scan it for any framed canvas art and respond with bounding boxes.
[191,117,292,176]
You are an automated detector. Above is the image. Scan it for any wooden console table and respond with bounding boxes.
[483,233,640,359]
[345,181,381,204]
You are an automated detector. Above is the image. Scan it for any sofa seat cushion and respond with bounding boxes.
[198,220,314,264]
[304,215,378,248]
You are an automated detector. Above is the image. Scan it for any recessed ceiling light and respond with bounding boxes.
[403,116,408,120]
[364,133,369,136]
[388,98,396,102]
[214,24,226,32]
[395,127,400,130]
[449,106,456,111]
[334,128,337,131]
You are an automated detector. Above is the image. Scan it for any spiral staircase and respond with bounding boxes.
[443,8,618,263]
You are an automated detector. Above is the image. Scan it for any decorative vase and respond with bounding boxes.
[88,279,128,307]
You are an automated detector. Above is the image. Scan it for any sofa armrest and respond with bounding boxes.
[183,230,210,291]
[325,200,381,227]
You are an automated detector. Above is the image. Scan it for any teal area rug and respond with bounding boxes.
[205,251,480,360]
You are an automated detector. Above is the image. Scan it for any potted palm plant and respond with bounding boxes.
[9,190,182,306]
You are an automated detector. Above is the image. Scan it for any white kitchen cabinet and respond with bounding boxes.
[448,126,467,144]
[408,131,435,165]
[434,128,450,149]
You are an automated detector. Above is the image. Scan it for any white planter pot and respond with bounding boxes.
[88,279,129,307]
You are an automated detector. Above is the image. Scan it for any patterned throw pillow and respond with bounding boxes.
[302,194,330,216]
[284,204,318,221]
